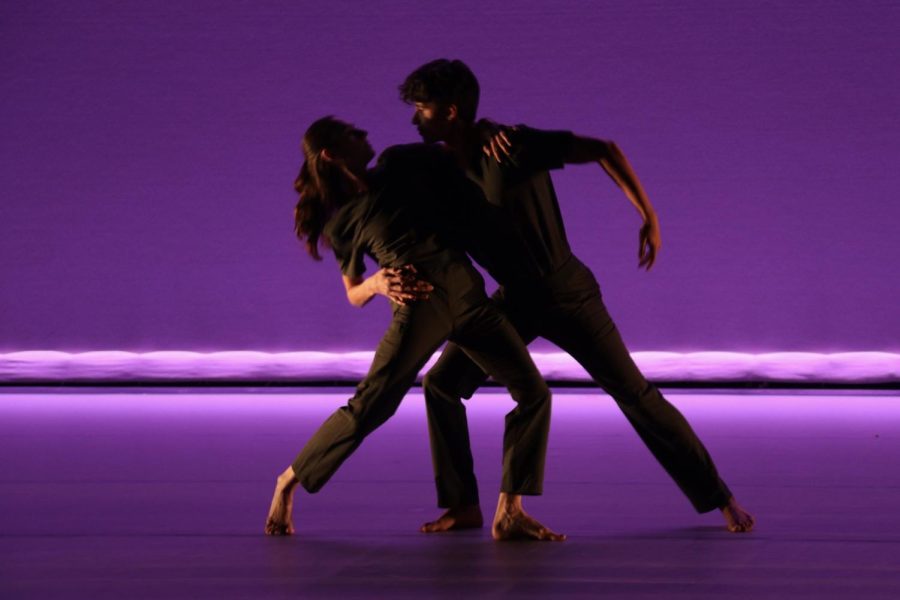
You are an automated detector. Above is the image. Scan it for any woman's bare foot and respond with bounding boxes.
[721,496,755,533]
[420,505,484,533]
[265,466,299,536]
[491,493,565,541]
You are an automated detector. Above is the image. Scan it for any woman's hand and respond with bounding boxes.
[477,119,515,163]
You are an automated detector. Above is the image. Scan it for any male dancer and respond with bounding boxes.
[399,59,754,534]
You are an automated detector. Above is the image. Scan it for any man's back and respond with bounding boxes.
[462,125,578,285]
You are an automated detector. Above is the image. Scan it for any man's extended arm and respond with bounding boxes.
[483,127,661,269]
[567,136,662,270]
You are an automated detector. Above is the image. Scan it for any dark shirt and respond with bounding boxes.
[325,143,485,279]
[464,125,576,285]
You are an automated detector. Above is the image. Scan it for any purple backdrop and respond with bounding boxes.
[2,0,898,354]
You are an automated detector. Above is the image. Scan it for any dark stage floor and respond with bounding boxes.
[2,388,899,599]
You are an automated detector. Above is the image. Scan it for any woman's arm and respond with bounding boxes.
[342,266,433,308]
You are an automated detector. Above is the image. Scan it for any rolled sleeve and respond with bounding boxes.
[510,125,575,172]
[332,241,365,279]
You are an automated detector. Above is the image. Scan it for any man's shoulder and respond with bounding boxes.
[507,123,573,144]
[485,122,574,176]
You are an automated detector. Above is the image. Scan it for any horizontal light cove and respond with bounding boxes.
[0,351,898,384]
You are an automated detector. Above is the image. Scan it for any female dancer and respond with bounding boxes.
[264,116,564,541]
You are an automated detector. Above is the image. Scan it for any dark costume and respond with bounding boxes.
[291,144,551,497]
[425,127,732,512]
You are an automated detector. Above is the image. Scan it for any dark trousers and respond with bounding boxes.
[292,261,551,498]
[424,255,732,512]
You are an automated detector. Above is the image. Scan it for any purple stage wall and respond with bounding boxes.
[2,0,898,354]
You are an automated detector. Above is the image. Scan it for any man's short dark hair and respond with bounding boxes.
[399,59,480,122]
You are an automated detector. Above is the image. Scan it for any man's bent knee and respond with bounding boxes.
[506,375,551,408]
[423,368,469,403]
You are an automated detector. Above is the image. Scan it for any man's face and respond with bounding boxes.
[411,101,453,143]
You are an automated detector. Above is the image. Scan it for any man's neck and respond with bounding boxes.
[442,123,482,169]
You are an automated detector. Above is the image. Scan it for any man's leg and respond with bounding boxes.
[450,298,563,541]
[532,268,753,531]
[421,291,540,532]
[420,343,489,531]
[265,299,451,535]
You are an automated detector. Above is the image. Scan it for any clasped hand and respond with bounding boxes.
[374,265,433,305]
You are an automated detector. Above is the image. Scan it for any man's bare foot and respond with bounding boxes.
[491,493,565,542]
[721,496,755,533]
[420,505,484,533]
[265,466,299,536]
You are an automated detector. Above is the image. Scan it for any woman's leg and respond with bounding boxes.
[265,298,451,535]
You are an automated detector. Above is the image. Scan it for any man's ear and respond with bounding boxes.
[446,104,459,122]
[320,149,334,162]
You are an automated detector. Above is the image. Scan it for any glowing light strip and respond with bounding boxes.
[1,351,898,383]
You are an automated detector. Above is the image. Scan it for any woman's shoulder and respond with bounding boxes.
[376,143,452,169]
[324,196,366,240]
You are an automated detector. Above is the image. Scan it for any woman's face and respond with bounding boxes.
[331,122,375,171]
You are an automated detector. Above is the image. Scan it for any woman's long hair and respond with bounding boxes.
[293,116,367,260]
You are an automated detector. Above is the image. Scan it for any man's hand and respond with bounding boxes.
[371,265,433,305]
[638,219,661,270]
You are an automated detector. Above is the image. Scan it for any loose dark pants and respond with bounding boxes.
[424,255,732,512]
[292,261,551,498]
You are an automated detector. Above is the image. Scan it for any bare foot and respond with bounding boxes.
[721,496,755,533]
[420,505,484,533]
[491,493,565,542]
[265,466,299,536]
